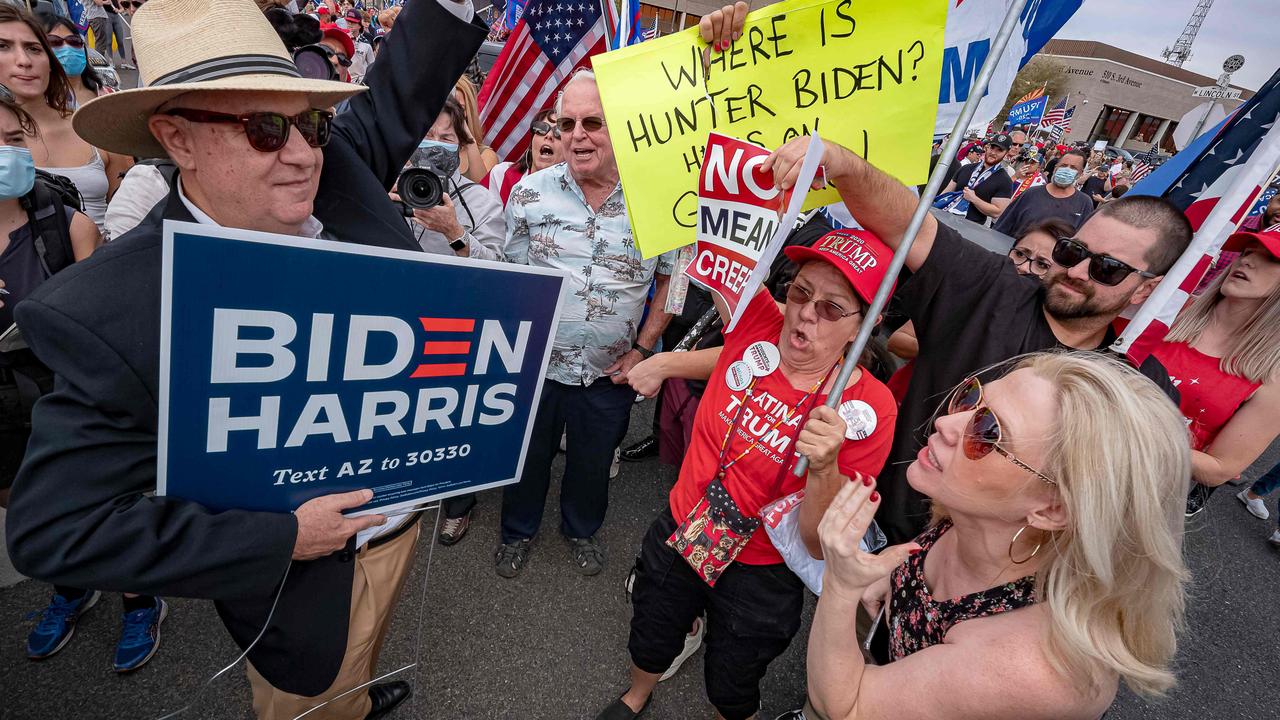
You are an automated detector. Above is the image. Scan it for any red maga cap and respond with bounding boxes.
[1223,225,1280,259]
[783,229,895,307]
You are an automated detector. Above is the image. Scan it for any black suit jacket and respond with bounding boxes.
[5,0,485,695]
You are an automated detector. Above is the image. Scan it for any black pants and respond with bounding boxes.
[443,492,476,519]
[628,511,805,720]
[500,378,633,543]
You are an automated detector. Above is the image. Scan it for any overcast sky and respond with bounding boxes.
[1055,0,1278,91]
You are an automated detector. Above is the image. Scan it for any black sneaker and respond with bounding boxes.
[569,536,604,576]
[495,539,531,578]
[621,435,659,462]
[1186,483,1213,518]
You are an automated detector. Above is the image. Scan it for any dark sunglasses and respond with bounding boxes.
[164,108,333,153]
[47,34,86,50]
[1052,237,1157,286]
[1008,246,1052,277]
[531,121,560,139]
[783,281,860,323]
[121,1,143,8]
[556,116,605,134]
[948,376,1056,485]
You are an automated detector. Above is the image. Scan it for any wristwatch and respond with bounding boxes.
[448,232,467,252]
[632,342,655,359]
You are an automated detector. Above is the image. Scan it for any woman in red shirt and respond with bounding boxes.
[1152,227,1280,517]
[593,229,898,720]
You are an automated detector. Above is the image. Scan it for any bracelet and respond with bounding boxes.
[632,342,655,359]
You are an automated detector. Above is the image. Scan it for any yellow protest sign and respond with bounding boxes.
[594,0,947,258]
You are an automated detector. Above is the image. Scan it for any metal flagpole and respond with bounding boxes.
[794,0,1031,477]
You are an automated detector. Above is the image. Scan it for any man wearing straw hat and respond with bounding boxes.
[4,0,485,716]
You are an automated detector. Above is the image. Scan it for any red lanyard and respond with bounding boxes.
[713,362,837,480]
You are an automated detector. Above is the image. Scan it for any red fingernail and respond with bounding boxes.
[870,491,880,502]
[862,475,873,487]
[909,547,922,555]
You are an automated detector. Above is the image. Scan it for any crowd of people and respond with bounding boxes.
[0,0,1277,719]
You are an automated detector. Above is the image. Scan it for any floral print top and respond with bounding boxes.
[504,162,676,386]
[887,519,1037,661]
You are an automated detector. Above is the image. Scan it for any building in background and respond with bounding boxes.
[635,0,714,34]
[1034,39,1253,154]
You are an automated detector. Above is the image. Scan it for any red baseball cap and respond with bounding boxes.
[783,229,895,308]
[1222,226,1280,259]
[344,8,363,22]
[316,5,329,13]
[319,23,355,59]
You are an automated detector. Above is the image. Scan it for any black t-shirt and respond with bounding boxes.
[950,162,1014,224]
[0,210,70,330]
[991,184,1096,237]
[876,223,1178,543]
[1081,175,1109,205]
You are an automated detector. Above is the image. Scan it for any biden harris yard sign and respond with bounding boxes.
[157,221,566,516]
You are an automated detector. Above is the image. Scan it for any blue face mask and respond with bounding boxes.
[419,139,458,153]
[1052,167,1080,187]
[0,146,35,200]
[54,45,87,77]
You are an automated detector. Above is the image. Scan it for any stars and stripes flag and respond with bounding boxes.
[1047,107,1074,143]
[1129,159,1154,183]
[477,0,612,162]
[1040,96,1068,128]
[642,16,660,39]
[1113,68,1280,364]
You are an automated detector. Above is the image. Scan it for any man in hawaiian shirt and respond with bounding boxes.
[499,70,676,578]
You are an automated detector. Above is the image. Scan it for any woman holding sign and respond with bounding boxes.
[595,225,898,720]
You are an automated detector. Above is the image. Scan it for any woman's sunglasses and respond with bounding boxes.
[948,376,1056,485]
[782,281,861,323]
[163,108,333,153]
[531,121,560,139]
[47,34,86,50]
[1052,237,1157,287]
[556,116,605,134]
[1008,246,1052,277]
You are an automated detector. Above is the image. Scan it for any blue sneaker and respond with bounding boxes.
[113,598,168,672]
[26,589,102,659]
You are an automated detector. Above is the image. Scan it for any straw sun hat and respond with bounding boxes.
[72,0,363,158]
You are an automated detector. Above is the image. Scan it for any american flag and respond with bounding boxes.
[1040,96,1068,128]
[641,16,660,39]
[1047,107,1074,143]
[1129,159,1154,183]
[1113,68,1280,365]
[477,0,612,162]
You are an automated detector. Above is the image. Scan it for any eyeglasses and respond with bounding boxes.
[783,281,861,323]
[47,34,86,50]
[556,116,605,134]
[531,121,560,139]
[163,108,333,153]
[1008,247,1052,277]
[948,376,1056,485]
[1052,237,1157,286]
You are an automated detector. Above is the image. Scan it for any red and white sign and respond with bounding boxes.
[685,133,793,317]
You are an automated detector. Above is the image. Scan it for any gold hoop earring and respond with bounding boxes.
[1009,524,1043,565]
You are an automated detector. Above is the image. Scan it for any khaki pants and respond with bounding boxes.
[246,521,420,720]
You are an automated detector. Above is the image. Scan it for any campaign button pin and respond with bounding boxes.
[838,399,878,440]
[725,361,753,391]
[743,341,780,377]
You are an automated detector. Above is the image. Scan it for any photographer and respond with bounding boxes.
[401,96,507,261]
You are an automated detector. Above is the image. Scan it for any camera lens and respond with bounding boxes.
[293,46,337,82]
[397,168,444,210]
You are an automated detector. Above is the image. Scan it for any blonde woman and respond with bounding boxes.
[453,75,499,183]
[1154,227,1280,517]
[810,351,1189,720]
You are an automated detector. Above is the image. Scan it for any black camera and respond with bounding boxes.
[397,167,445,215]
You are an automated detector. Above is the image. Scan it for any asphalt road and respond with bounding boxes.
[1,400,1278,720]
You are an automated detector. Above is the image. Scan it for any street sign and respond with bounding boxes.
[1192,85,1242,101]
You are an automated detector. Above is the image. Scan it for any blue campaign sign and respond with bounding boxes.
[157,221,566,516]
[1007,96,1048,128]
